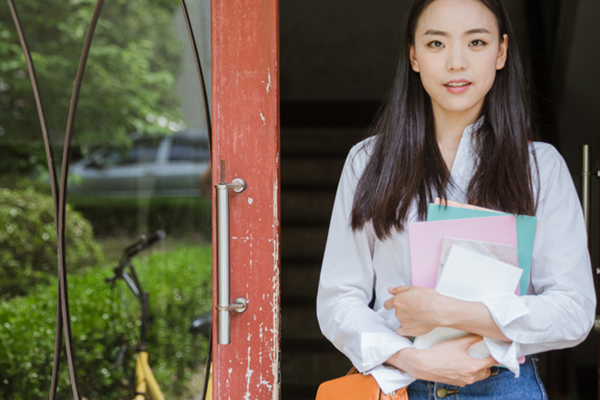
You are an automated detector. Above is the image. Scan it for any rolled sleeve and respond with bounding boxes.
[483,145,595,359]
[370,365,415,395]
[361,332,413,371]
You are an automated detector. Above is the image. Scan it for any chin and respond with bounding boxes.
[438,99,485,116]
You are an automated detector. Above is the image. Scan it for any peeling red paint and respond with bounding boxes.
[212,0,280,398]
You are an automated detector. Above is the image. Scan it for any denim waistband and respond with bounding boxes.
[406,356,547,400]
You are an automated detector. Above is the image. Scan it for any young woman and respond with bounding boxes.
[316,0,596,398]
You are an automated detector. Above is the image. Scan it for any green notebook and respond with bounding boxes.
[427,203,537,296]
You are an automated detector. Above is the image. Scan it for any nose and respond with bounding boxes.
[447,46,467,71]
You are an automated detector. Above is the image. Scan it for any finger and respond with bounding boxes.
[387,286,412,295]
[474,367,492,383]
[480,367,492,380]
[395,327,412,338]
[383,298,393,310]
[455,367,491,387]
[477,355,498,369]
[452,334,485,349]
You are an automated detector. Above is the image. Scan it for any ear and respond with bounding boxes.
[409,44,420,72]
[496,34,508,70]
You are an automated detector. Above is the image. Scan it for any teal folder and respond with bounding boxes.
[427,204,537,296]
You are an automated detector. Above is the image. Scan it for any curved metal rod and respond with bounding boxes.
[179,0,212,150]
[56,1,105,399]
[5,1,63,398]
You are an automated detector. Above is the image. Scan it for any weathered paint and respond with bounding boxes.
[211,0,280,399]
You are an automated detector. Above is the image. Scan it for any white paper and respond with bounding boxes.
[413,245,522,358]
[437,237,518,287]
[436,245,522,301]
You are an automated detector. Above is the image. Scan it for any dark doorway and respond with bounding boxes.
[279,1,600,399]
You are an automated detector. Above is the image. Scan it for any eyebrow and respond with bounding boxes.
[423,28,493,36]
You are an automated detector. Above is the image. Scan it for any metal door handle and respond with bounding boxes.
[581,145,600,276]
[582,145,590,234]
[215,170,248,345]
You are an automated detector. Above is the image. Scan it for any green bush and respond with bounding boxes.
[0,244,212,399]
[0,175,51,194]
[0,188,104,298]
[135,245,212,396]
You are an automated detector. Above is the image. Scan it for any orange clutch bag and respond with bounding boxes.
[315,368,408,400]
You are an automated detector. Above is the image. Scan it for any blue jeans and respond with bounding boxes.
[406,356,547,399]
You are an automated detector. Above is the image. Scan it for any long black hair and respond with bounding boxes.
[351,0,538,240]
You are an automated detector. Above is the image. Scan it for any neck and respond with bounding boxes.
[432,106,481,171]
[433,109,480,143]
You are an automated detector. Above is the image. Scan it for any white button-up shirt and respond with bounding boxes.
[316,123,596,394]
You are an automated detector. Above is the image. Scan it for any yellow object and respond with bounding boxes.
[205,363,213,400]
[135,351,165,400]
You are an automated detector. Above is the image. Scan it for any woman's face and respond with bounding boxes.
[409,0,507,123]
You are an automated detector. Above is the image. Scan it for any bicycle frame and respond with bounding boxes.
[106,230,166,400]
[135,350,164,400]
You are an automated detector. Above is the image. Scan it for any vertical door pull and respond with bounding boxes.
[216,171,248,345]
[581,144,600,277]
[582,145,590,234]
[581,144,600,234]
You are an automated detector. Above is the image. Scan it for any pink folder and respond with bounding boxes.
[408,215,518,289]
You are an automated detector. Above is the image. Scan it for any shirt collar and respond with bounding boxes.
[462,116,484,138]
[447,117,483,202]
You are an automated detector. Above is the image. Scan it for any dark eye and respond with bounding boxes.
[428,40,444,48]
[470,39,486,47]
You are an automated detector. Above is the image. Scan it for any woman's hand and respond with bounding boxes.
[386,335,497,387]
[383,286,445,336]
[383,285,511,341]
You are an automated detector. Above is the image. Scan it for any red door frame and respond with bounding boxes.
[211,0,280,398]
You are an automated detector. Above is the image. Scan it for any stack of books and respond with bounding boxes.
[407,199,537,358]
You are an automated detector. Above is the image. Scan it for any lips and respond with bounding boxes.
[444,79,471,93]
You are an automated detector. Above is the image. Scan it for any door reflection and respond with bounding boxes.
[0,0,213,398]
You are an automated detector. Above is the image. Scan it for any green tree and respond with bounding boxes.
[0,0,183,161]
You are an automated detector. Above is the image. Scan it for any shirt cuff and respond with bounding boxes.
[360,332,413,371]
[483,338,521,377]
[482,293,530,330]
[368,364,415,395]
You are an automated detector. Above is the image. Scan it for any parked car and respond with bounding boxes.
[68,130,210,198]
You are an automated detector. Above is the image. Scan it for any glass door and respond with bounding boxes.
[0,1,216,398]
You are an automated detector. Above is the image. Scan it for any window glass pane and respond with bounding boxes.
[126,138,161,164]
[0,1,212,399]
[169,136,209,162]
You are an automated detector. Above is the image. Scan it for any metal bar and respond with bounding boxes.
[583,144,590,234]
[5,0,59,210]
[122,270,142,298]
[55,2,105,397]
[216,181,231,344]
[179,0,212,150]
[4,2,64,398]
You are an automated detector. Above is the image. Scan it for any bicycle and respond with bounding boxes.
[105,230,166,400]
